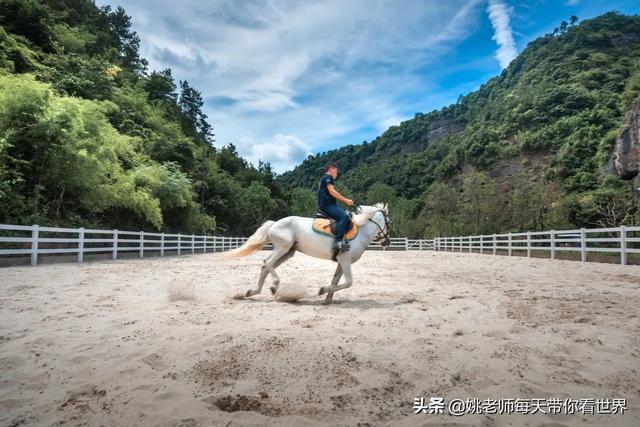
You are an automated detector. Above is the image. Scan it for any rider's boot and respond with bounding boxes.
[334,239,350,252]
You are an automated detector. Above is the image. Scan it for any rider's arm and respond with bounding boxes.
[327,184,354,206]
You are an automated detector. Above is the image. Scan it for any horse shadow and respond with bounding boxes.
[240,296,419,311]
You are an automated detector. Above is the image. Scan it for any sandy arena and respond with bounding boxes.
[1,250,639,426]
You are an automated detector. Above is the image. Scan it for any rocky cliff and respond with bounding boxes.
[610,101,640,180]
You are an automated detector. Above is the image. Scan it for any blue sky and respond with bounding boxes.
[100,0,639,172]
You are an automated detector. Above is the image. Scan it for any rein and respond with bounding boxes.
[367,210,391,246]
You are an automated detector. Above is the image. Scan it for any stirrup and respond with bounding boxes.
[334,239,349,252]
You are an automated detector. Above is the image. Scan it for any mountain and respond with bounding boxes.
[279,12,640,237]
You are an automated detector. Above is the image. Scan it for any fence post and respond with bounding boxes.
[469,236,472,253]
[480,236,483,254]
[580,228,586,263]
[405,238,409,251]
[78,227,85,263]
[508,233,512,256]
[139,231,144,258]
[550,230,555,260]
[620,226,627,266]
[419,239,423,251]
[177,234,181,255]
[526,231,531,258]
[459,236,463,253]
[203,235,207,254]
[112,230,118,260]
[493,234,497,255]
[191,234,195,254]
[31,224,39,266]
[160,233,165,257]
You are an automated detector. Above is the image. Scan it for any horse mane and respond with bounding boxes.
[352,203,388,226]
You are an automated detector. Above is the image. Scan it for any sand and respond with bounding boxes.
[0,250,639,427]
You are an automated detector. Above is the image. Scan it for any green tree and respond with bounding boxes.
[420,182,459,237]
[240,181,275,233]
[101,5,147,73]
[458,171,500,235]
[290,187,316,217]
[365,182,397,206]
[145,68,177,103]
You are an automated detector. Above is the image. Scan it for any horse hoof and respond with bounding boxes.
[270,286,277,295]
[323,296,333,305]
[318,287,326,296]
[245,290,254,298]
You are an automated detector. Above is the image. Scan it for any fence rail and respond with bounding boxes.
[433,226,640,265]
[0,223,434,267]
[0,224,252,266]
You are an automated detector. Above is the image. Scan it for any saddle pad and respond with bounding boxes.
[312,218,359,241]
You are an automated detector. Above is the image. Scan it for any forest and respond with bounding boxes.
[0,0,296,236]
[1,2,639,238]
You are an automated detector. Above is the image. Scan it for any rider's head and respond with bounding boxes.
[325,162,338,179]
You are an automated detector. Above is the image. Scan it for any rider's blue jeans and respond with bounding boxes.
[320,204,350,241]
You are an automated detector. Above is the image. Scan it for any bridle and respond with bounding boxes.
[368,210,391,247]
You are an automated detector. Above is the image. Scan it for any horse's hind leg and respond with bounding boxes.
[269,247,296,295]
[245,243,293,298]
[245,262,269,297]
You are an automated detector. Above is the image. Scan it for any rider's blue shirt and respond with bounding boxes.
[317,174,337,209]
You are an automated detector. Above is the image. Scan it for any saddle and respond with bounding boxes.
[312,211,359,241]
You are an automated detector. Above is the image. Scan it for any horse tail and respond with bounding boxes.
[223,220,275,258]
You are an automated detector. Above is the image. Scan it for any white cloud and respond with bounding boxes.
[377,116,406,132]
[100,0,485,172]
[487,0,518,69]
[566,0,579,5]
[239,134,311,172]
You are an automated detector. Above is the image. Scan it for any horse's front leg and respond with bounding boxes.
[319,264,342,304]
[320,261,352,304]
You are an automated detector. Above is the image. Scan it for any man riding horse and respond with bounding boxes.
[317,162,354,253]
[225,161,391,304]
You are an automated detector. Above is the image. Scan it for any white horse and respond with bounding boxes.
[224,203,391,304]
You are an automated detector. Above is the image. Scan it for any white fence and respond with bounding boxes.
[373,237,434,251]
[5,222,637,267]
[0,224,434,266]
[0,224,250,266]
[433,226,640,265]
